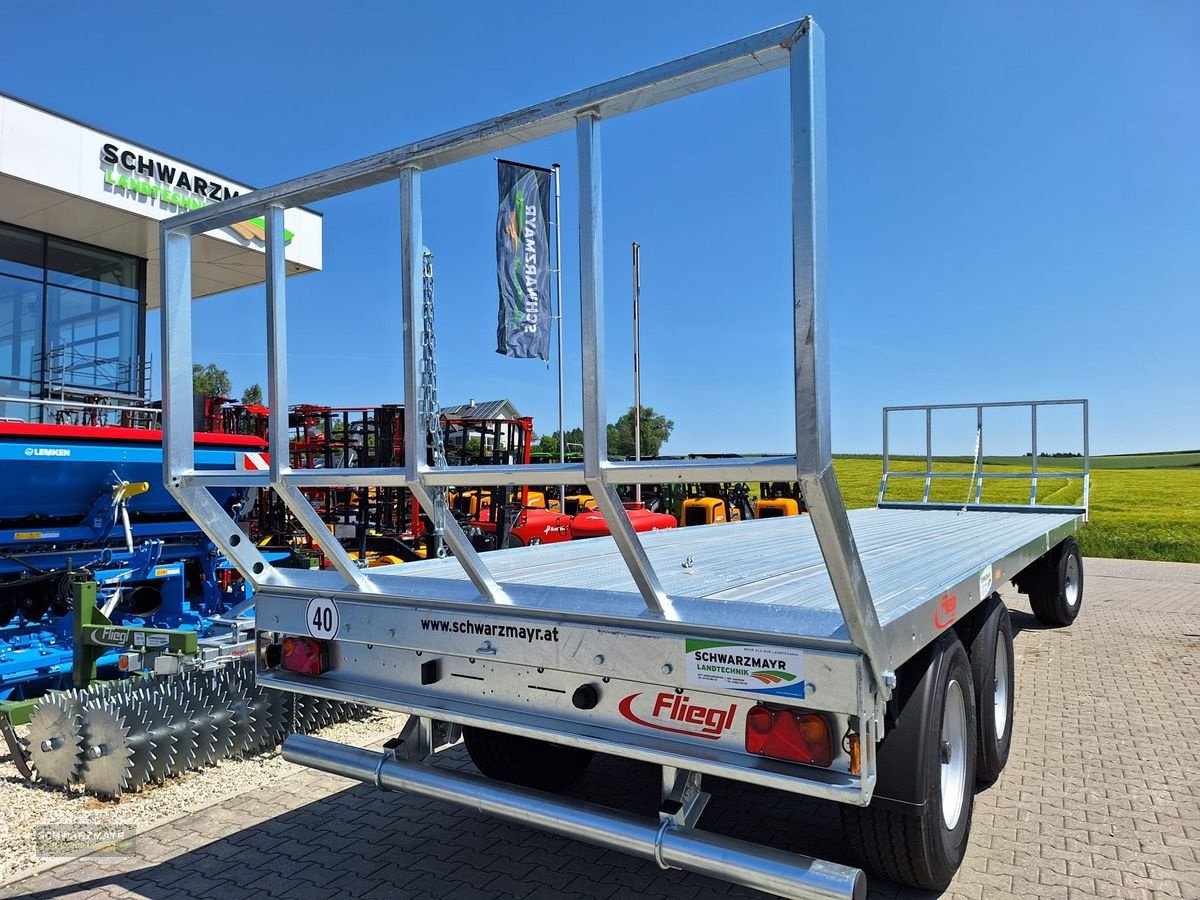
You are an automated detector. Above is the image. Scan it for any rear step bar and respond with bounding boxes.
[284,735,865,900]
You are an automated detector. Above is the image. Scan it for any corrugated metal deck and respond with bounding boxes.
[373,508,1078,650]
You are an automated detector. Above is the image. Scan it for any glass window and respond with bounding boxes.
[45,287,138,392]
[0,378,34,422]
[0,224,43,281]
[0,274,44,380]
[46,239,139,301]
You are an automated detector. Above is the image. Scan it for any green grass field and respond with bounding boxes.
[829,452,1200,563]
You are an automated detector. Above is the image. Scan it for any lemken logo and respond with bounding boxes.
[618,691,736,740]
[24,447,71,458]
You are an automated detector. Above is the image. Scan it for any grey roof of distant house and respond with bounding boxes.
[440,400,521,420]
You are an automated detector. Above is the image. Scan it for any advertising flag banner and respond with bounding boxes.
[496,161,552,360]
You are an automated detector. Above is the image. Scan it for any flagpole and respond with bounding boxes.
[633,241,641,503]
[553,163,566,509]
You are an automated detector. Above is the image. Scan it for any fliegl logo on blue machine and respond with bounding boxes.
[685,640,807,699]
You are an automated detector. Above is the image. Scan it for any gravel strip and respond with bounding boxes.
[0,709,407,885]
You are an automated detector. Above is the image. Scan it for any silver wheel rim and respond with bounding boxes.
[941,679,968,831]
[993,632,1009,741]
[1064,553,1080,608]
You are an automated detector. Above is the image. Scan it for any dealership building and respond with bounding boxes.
[0,93,321,421]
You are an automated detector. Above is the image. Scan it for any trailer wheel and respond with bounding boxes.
[965,595,1014,784]
[1029,538,1084,627]
[841,632,977,890]
[462,727,593,792]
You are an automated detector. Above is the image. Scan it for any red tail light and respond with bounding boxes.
[280,636,329,675]
[745,705,832,767]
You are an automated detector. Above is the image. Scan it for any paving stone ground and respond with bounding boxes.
[4,557,1198,900]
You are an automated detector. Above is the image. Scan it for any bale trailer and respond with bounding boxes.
[157,18,1088,897]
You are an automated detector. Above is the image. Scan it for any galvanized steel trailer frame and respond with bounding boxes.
[158,18,1086,899]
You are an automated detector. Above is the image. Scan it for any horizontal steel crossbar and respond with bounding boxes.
[160,21,806,237]
[882,398,1087,412]
[883,471,1081,480]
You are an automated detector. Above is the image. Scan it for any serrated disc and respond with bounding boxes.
[180,673,218,768]
[223,673,255,757]
[160,682,197,774]
[205,679,236,762]
[127,688,175,784]
[302,697,324,732]
[241,680,270,752]
[80,701,134,798]
[26,696,83,787]
[109,698,156,792]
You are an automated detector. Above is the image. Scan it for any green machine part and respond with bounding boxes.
[73,577,198,688]
[0,577,199,768]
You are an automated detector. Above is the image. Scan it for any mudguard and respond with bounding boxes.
[869,630,961,814]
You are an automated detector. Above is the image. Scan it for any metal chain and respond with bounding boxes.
[962,425,983,513]
[420,251,448,539]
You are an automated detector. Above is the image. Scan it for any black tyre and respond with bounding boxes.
[462,727,593,792]
[965,596,1014,784]
[841,632,977,890]
[1029,537,1084,627]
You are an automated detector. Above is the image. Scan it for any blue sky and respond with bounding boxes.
[3,1,1196,455]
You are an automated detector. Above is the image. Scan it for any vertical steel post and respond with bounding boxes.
[160,229,194,486]
[923,408,933,503]
[1030,403,1039,505]
[789,22,892,696]
[553,163,566,508]
[265,204,289,485]
[264,206,365,587]
[161,225,276,584]
[877,408,889,506]
[576,112,672,618]
[1081,399,1090,518]
[632,241,642,503]
[399,167,506,603]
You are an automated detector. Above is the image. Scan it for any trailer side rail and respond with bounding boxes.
[878,399,1089,520]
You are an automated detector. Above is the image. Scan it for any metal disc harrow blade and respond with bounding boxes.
[158,682,198,776]
[26,659,369,795]
[26,696,84,788]
[79,700,137,798]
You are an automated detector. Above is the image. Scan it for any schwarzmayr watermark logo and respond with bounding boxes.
[34,823,136,858]
[100,143,293,244]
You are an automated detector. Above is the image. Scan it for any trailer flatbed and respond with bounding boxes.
[369,508,1079,664]
[159,18,1092,899]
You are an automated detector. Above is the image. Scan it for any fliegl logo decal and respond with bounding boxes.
[618,692,736,740]
[684,640,807,699]
[934,592,958,630]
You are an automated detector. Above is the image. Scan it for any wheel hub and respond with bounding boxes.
[994,631,1010,741]
[940,680,968,831]
[1064,554,1080,608]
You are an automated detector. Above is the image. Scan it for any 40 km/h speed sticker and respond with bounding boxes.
[306,597,340,639]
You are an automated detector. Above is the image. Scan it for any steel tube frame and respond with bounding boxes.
[877,399,1089,520]
[159,17,893,692]
[284,735,866,899]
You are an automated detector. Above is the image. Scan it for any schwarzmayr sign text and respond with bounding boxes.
[101,143,241,211]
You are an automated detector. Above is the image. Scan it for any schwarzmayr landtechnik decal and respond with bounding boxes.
[99,143,293,244]
[102,143,240,210]
[685,639,807,699]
